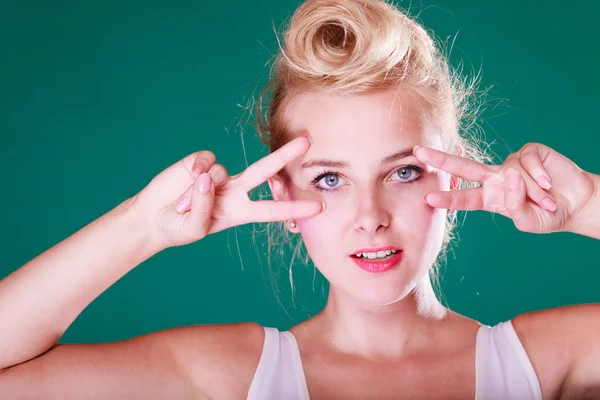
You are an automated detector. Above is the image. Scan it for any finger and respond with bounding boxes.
[236,136,311,191]
[413,146,491,183]
[186,173,215,238]
[504,169,538,231]
[248,199,324,223]
[424,187,484,210]
[175,165,228,213]
[208,163,230,187]
[518,145,552,190]
[516,168,558,212]
[190,150,217,178]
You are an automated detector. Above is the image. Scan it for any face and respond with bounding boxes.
[270,87,453,307]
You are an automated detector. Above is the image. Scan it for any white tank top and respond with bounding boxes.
[246,320,543,400]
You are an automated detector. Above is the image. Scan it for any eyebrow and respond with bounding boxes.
[300,148,415,169]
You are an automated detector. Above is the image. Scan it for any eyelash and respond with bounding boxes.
[310,165,425,193]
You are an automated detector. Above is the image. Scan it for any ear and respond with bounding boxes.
[450,174,462,191]
[268,173,300,233]
[267,173,290,202]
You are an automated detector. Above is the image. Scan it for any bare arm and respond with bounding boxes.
[513,305,600,399]
[0,195,265,398]
[0,197,160,371]
[0,137,319,396]
[0,322,265,399]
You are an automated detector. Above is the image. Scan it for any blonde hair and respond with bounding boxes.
[250,0,492,309]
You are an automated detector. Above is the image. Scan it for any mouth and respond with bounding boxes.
[349,246,404,273]
[350,246,402,260]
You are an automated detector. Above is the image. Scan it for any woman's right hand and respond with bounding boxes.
[130,136,322,250]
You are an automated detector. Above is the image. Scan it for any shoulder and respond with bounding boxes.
[159,321,266,398]
[512,304,600,399]
[0,322,266,399]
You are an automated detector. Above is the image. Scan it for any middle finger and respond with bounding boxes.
[414,146,492,183]
[237,136,311,191]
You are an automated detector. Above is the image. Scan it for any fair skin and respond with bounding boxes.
[0,87,599,399]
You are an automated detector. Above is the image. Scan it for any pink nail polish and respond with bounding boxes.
[176,197,190,213]
[541,197,557,212]
[197,173,212,193]
[540,175,552,190]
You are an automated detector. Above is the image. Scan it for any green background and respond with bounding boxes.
[1,0,598,343]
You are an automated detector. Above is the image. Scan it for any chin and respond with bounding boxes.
[342,279,417,308]
[368,287,413,306]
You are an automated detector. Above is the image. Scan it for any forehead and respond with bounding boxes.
[283,87,443,151]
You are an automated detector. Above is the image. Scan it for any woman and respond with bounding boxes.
[1,0,599,398]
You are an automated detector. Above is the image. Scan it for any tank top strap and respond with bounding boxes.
[475,320,543,400]
[247,327,309,400]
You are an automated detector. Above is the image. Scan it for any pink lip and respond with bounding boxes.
[351,250,403,273]
[351,245,402,255]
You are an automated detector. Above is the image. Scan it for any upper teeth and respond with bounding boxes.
[355,250,398,259]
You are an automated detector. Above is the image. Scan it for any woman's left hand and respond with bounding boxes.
[413,142,596,234]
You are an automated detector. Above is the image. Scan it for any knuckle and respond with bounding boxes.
[520,142,539,154]
[210,164,229,181]
[192,152,218,177]
[505,153,517,163]
[195,150,216,166]
[197,150,216,159]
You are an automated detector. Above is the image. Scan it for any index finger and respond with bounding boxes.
[250,199,324,223]
[413,146,491,183]
[237,136,311,191]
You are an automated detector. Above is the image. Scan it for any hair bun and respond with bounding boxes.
[279,0,432,90]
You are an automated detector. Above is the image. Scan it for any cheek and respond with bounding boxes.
[412,172,449,256]
[296,218,322,241]
[295,206,336,249]
[387,173,449,243]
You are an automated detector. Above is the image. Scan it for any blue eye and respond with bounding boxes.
[393,166,423,182]
[310,165,424,192]
[312,170,344,191]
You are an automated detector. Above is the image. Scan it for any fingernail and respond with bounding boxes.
[413,145,421,156]
[539,175,552,190]
[197,173,212,193]
[320,201,326,212]
[176,197,190,213]
[541,197,557,212]
[507,170,521,190]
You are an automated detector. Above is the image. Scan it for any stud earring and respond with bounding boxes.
[288,220,297,229]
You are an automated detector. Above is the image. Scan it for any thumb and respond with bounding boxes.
[186,173,215,239]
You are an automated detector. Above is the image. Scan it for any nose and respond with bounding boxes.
[353,190,392,235]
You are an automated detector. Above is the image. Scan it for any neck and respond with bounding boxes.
[306,275,450,358]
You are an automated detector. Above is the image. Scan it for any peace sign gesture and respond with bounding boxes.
[131,136,323,250]
[413,142,597,234]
